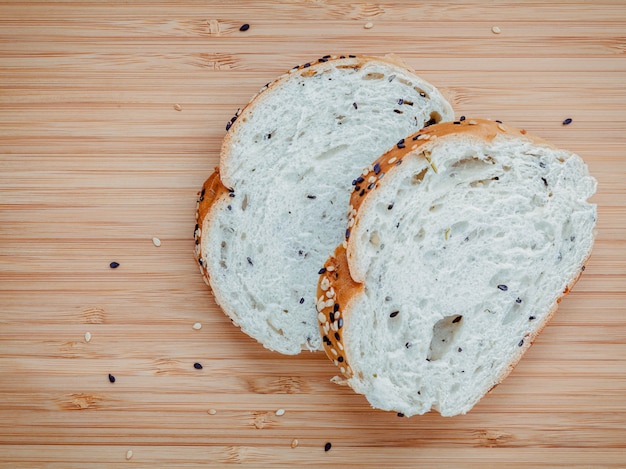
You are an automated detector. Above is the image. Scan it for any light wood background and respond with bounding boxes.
[1,1,625,467]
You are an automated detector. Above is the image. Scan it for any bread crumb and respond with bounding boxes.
[174,104,182,111]
[491,26,501,34]
[364,22,374,29]
[291,439,299,448]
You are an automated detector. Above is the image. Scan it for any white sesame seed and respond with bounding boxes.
[337,342,344,351]
[364,22,374,29]
[468,120,478,125]
[318,312,326,323]
[325,299,335,308]
[326,265,335,272]
[388,157,397,164]
[275,408,285,416]
[497,123,507,131]
[192,322,202,330]
[291,439,299,448]
[368,175,376,184]
[325,290,333,299]
[320,277,330,291]
[492,26,501,34]
[174,104,182,111]
[125,450,133,460]
[84,331,91,343]
[340,366,346,373]
[330,348,338,356]
[334,359,339,366]
[361,168,369,176]
[208,408,217,415]
[152,237,161,247]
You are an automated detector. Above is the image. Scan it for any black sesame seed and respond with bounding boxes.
[345,229,351,239]
[108,374,116,383]
[387,203,394,210]
[397,142,405,149]
[323,55,331,59]
[356,176,364,184]
[247,257,253,266]
[398,98,404,105]
[497,284,508,291]
[495,119,503,124]
[453,121,461,125]
[337,318,343,329]
[324,442,332,452]
[353,102,358,109]
[337,356,344,363]
[393,109,402,114]
[307,195,317,199]
[227,205,232,210]
[303,62,311,68]
[299,297,305,304]
[333,303,339,313]
[373,163,381,174]
[516,297,522,304]
[518,339,524,347]
[354,185,361,192]
[329,312,335,322]
[109,262,119,269]
[348,55,356,58]
[412,134,421,140]
[239,23,250,31]
[563,118,573,125]
[318,267,326,275]
[452,315,462,323]
[351,179,357,186]
[359,189,365,196]
[194,362,203,369]
[334,332,340,340]
[581,265,586,271]
[458,347,462,352]
[397,412,405,417]
[229,193,235,198]
[529,316,536,321]
[541,177,548,187]
[460,115,466,121]
[390,311,399,318]
[318,57,328,62]
[367,183,375,190]
[226,121,232,131]
[230,116,237,123]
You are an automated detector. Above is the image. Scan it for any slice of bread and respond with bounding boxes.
[195,55,454,355]
[317,119,597,416]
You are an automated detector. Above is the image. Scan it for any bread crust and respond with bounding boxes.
[316,118,594,413]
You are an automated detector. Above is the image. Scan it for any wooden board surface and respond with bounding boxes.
[1,1,625,467]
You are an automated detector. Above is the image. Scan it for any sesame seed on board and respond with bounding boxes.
[364,22,374,29]
[275,408,285,416]
[84,331,92,342]
[192,322,202,330]
[173,104,182,111]
[125,450,133,460]
[291,439,299,448]
[152,237,161,247]
[208,408,217,415]
[492,25,501,34]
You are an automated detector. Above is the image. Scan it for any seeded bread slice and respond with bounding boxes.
[195,55,454,355]
[317,119,597,416]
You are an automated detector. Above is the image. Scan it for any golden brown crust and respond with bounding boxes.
[316,244,362,378]
[194,168,230,284]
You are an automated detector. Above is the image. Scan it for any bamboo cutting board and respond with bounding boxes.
[1,1,625,467]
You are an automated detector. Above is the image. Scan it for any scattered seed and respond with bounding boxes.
[518,339,524,347]
[108,374,116,383]
[192,322,202,330]
[497,284,508,291]
[173,104,182,111]
[460,115,466,121]
[563,118,573,125]
[194,362,203,370]
[397,412,405,417]
[152,237,161,247]
[452,315,462,323]
[125,449,133,460]
[208,408,217,415]
[389,311,399,318]
[318,267,327,275]
[458,347,462,352]
[275,408,285,416]
[239,23,250,31]
[291,439,299,448]
[529,316,536,321]
[84,331,92,343]
[353,102,358,109]
[109,262,120,269]
[364,22,374,29]
[299,297,305,304]
[307,195,317,199]
[324,442,332,452]
[492,25,501,34]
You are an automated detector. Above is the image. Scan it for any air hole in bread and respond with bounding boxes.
[412,168,428,185]
[427,315,464,361]
[414,87,430,99]
[369,231,381,247]
[424,111,442,127]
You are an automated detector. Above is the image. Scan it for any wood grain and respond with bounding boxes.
[1,1,625,467]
